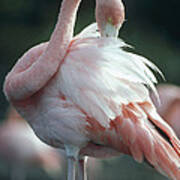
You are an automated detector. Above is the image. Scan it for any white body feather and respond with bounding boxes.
[58,23,160,127]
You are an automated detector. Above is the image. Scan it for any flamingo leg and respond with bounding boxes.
[65,145,80,180]
[10,165,26,180]
[78,156,88,180]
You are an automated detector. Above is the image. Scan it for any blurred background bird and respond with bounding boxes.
[151,84,180,138]
[1,0,180,180]
[0,106,64,180]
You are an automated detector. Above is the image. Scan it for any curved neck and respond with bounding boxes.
[45,0,82,61]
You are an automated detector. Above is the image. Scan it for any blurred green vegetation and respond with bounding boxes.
[1,0,180,179]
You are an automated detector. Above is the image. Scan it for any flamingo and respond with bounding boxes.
[151,84,180,138]
[0,106,63,180]
[3,0,180,179]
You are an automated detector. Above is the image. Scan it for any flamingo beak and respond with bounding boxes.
[101,21,120,38]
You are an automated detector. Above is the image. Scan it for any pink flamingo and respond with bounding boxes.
[0,107,63,180]
[151,84,180,138]
[3,0,180,179]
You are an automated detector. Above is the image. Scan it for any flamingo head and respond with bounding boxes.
[96,0,125,37]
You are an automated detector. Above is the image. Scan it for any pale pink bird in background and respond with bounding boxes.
[0,107,63,180]
[151,84,180,138]
[3,0,180,180]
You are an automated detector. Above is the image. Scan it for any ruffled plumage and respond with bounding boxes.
[58,23,162,127]
[57,23,180,179]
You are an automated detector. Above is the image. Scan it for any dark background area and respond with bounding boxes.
[0,0,180,179]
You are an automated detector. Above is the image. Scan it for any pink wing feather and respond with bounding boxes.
[86,101,180,180]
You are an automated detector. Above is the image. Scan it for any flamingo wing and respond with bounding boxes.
[57,24,180,179]
[58,23,159,127]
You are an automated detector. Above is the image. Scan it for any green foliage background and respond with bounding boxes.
[0,0,180,179]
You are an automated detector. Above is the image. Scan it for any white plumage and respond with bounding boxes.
[58,23,161,127]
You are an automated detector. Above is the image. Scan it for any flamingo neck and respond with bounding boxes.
[47,0,82,61]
